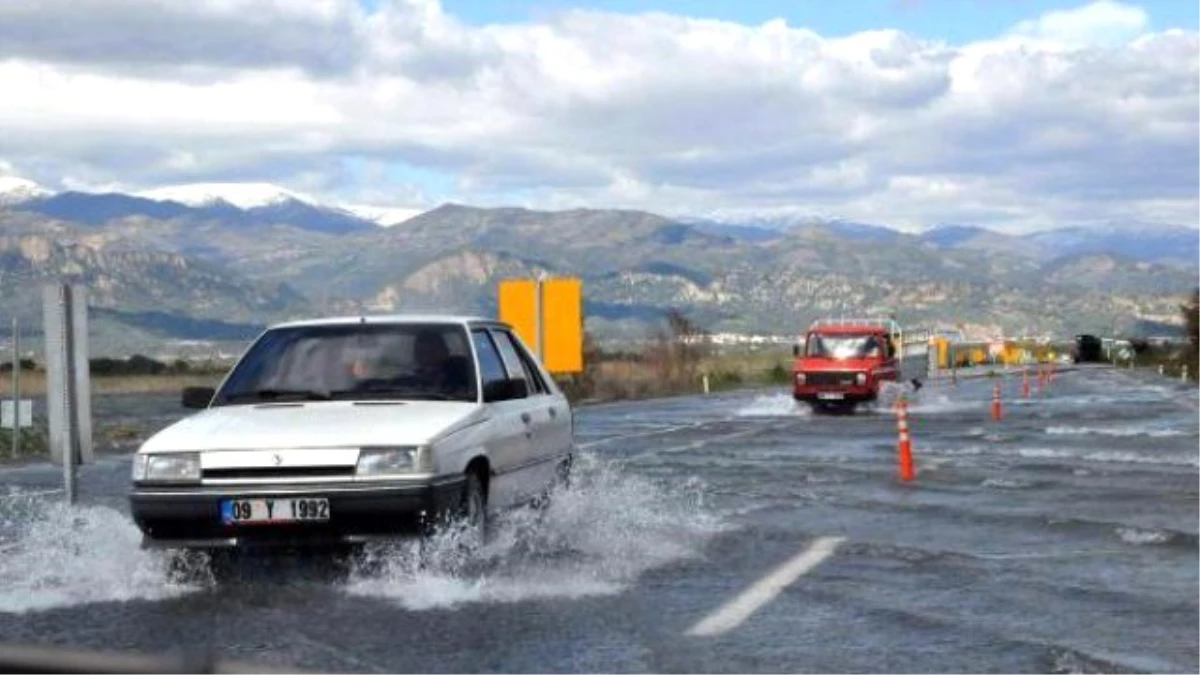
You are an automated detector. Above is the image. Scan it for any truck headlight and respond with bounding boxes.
[140,453,200,482]
[795,373,806,385]
[356,446,428,476]
[856,372,868,386]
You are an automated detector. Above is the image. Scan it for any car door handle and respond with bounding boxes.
[521,413,532,425]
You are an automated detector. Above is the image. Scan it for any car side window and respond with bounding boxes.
[509,334,550,395]
[490,330,543,394]
[472,330,508,388]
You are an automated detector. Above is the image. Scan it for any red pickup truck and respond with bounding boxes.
[792,318,915,414]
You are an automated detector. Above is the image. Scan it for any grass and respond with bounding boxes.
[1132,344,1199,384]
[0,422,51,463]
[0,372,224,396]
[557,347,794,404]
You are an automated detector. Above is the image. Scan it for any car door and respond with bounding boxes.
[470,328,534,511]
[506,331,572,462]
[488,328,558,502]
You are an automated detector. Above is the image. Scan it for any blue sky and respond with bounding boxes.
[365,0,1197,42]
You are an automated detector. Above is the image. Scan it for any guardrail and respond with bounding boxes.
[0,643,296,674]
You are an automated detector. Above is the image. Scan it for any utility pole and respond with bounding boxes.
[11,318,19,459]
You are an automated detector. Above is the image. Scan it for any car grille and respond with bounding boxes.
[805,371,859,387]
[202,466,356,481]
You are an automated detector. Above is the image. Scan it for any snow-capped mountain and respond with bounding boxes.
[0,176,52,206]
[338,204,422,227]
[1,177,390,235]
[135,182,312,209]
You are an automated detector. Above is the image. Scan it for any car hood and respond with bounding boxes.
[139,401,485,454]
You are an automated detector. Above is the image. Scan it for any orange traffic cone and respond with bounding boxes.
[896,397,915,481]
[992,382,1003,421]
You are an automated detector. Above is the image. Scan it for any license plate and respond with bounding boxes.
[221,498,330,525]
[817,392,845,400]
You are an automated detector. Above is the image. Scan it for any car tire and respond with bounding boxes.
[532,455,573,511]
[457,471,488,547]
[206,549,240,583]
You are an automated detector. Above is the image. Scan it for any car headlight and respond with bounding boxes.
[356,446,429,476]
[795,373,806,385]
[856,372,868,386]
[140,453,201,482]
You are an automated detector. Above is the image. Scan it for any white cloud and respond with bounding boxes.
[0,0,1195,231]
[1011,0,1149,48]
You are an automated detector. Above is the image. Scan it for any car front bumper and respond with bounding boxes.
[129,476,466,550]
[792,387,877,403]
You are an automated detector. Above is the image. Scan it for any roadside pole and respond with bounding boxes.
[43,283,93,505]
[535,272,546,362]
[11,318,18,459]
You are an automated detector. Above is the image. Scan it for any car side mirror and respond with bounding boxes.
[182,386,215,409]
[483,378,529,402]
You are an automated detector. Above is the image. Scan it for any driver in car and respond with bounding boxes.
[414,330,450,383]
[413,330,471,396]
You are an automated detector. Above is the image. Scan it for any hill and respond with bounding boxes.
[0,185,1194,353]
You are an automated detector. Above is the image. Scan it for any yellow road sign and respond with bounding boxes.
[498,279,538,355]
[498,277,584,374]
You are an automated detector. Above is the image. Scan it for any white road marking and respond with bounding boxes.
[686,536,845,637]
[655,422,792,456]
[578,418,734,450]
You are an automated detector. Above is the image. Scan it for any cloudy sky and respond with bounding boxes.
[0,0,1196,231]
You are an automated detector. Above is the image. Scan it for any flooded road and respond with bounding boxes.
[1,366,1196,673]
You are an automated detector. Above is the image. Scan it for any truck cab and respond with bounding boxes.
[792,319,903,413]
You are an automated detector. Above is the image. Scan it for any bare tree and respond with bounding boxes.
[644,308,710,386]
[1183,288,1199,349]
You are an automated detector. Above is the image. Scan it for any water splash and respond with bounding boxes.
[981,477,1034,489]
[904,390,981,415]
[345,452,729,610]
[1115,527,1175,546]
[1046,426,1188,438]
[0,496,204,613]
[735,393,809,418]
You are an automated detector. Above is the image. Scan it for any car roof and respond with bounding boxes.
[808,325,889,335]
[268,314,504,331]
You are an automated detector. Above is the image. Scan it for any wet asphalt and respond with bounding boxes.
[0,365,1196,673]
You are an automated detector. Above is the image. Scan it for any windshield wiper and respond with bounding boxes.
[223,388,333,403]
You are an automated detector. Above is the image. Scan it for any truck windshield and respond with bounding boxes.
[212,323,477,406]
[806,334,884,360]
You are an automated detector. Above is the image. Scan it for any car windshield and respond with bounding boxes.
[806,334,883,360]
[212,323,477,405]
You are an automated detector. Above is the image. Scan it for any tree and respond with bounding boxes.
[646,309,709,384]
[1184,287,1199,349]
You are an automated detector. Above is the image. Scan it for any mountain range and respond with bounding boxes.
[0,177,1196,356]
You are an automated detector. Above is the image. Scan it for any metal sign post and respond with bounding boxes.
[534,272,547,362]
[42,283,92,504]
[11,318,19,459]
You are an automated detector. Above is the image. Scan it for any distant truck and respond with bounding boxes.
[792,318,920,414]
[1072,334,1103,363]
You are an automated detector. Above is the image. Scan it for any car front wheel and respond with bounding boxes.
[457,471,488,547]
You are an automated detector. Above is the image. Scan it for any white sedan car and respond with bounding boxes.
[129,315,574,552]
